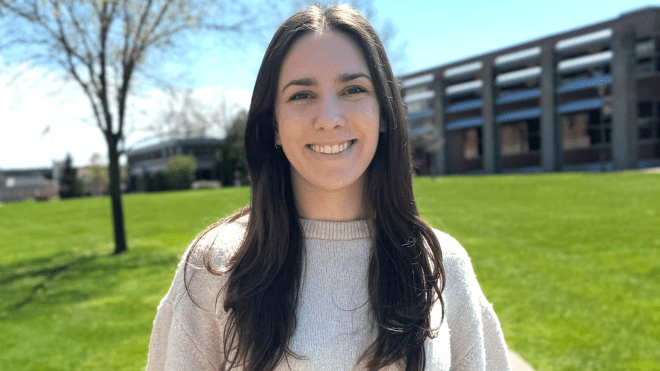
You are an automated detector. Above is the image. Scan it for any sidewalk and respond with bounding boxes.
[509,349,535,371]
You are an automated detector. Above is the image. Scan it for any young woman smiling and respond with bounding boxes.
[147,4,510,371]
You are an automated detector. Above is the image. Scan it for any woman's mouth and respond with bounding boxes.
[308,140,355,155]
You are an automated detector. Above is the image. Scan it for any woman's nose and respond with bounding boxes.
[313,95,345,131]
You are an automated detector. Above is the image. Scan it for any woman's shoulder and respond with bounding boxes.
[164,213,249,312]
[429,228,485,300]
[430,228,471,263]
[184,212,249,270]
[429,227,490,310]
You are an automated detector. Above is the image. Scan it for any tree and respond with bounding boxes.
[214,109,247,186]
[84,153,110,195]
[59,153,83,199]
[165,155,197,190]
[143,88,237,141]
[0,0,276,254]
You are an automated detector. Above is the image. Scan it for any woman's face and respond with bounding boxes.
[275,29,381,194]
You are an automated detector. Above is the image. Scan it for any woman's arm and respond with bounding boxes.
[434,230,511,371]
[147,222,243,371]
[146,251,227,371]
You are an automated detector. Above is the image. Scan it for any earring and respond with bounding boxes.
[275,142,280,149]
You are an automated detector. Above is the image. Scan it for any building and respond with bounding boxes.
[126,138,224,191]
[0,167,59,203]
[400,6,660,174]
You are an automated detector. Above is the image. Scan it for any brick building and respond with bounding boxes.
[399,7,660,174]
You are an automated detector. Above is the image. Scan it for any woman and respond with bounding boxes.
[147,4,510,371]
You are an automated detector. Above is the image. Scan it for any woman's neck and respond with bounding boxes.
[292,173,367,222]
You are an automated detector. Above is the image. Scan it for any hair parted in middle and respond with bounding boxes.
[184,4,446,371]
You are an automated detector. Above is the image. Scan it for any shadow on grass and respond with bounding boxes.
[0,249,180,320]
[2,255,98,311]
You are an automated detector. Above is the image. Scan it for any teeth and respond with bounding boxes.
[310,140,353,154]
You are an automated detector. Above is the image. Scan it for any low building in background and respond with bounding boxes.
[0,167,59,203]
[126,138,224,192]
[399,6,660,174]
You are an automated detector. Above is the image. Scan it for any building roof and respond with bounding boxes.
[126,137,224,155]
[398,6,660,81]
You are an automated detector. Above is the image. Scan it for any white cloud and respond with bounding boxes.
[0,62,103,169]
[0,62,252,169]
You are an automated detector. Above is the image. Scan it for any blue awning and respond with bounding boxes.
[409,126,426,135]
[556,97,602,114]
[445,99,482,113]
[409,125,435,136]
[406,109,434,120]
[495,107,541,123]
[496,88,541,104]
[556,74,611,94]
[446,116,483,131]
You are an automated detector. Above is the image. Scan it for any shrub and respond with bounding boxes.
[165,155,197,190]
[146,171,169,192]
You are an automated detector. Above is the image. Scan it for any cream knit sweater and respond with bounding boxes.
[147,215,511,370]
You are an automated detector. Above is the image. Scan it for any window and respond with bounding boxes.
[501,122,528,155]
[562,109,611,149]
[639,122,654,139]
[639,101,653,118]
[638,100,660,141]
[500,118,540,155]
[463,127,482,159]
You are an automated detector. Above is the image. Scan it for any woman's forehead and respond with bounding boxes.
[278,30,371,85]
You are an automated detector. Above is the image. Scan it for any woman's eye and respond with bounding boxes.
[289,92,313,101]
[345,86,367,95]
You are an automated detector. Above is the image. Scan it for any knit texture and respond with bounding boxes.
[146,215,511,370]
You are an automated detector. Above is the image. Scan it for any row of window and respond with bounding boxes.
[454,108,613,162]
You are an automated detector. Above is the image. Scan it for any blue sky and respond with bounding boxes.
[0,0,656,169]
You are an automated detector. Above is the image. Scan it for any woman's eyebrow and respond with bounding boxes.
[282,77,317,93]
[336,72,371,83]
[281,73,372,93]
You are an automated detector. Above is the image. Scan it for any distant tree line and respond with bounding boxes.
[58,109,248,198]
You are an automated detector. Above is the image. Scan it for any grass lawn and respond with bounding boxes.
[1,172,659,370]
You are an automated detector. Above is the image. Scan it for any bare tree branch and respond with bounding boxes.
[0,0,279,254]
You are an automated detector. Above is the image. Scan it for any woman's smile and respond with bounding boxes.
[307,139,356,155]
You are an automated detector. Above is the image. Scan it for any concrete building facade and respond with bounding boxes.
[400,7,660,174]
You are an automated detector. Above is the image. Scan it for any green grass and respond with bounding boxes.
[1,172,659,370]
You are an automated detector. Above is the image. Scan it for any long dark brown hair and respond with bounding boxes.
[184,4,446,371]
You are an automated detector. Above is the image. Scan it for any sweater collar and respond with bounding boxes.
[299,219,371,240]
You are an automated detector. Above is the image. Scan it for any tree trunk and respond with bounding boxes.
[108,134,128,254]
